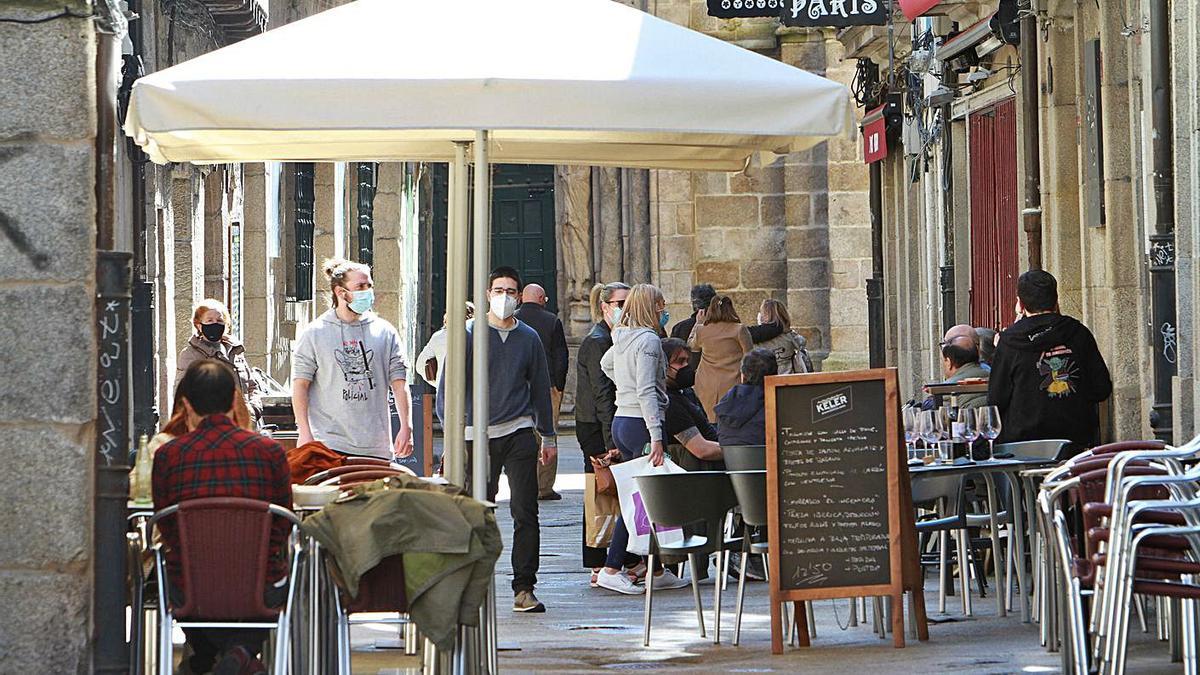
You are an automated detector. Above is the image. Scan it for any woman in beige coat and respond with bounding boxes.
[687,295,752,422]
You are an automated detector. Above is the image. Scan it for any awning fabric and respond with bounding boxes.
[898,0,943,21]
[124,0,852,170]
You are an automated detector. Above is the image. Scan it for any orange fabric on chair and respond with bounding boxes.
[287,440,344,484]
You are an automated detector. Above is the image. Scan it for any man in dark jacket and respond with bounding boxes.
[987,270,1113,447]
[515,283,570,500]
[715,348,777,447]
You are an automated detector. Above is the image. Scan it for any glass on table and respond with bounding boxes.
[918,409,946,463]
[977,405,1002,461]
[903,406,919,460]
[959,408,981,459]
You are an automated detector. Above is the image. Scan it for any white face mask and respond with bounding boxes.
[490,293,518,320]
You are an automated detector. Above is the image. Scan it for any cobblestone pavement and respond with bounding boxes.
[349,433,1181,674]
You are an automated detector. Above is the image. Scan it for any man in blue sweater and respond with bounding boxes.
[437,266,557,613]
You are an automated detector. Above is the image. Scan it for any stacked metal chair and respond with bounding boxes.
[1038,436,1200,674]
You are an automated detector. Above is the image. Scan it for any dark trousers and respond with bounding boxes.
[605,417,653,570]
[578,421,640,570]
[468,427,540,593]
[171,583,285,671]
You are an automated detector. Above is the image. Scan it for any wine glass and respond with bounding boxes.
[959,408,981,460]
[977,405,1003,461]
[919,410,944,461]
[903,406,919,459]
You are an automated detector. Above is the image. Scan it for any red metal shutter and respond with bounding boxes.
[968,98,1019,330]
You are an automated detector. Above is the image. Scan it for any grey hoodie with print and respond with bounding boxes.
[292,309,408,458]
[600,326,668,442]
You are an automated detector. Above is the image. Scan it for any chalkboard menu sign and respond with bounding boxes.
[774,380,891,589]
[764,368,927,653]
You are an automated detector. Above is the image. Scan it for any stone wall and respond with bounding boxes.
[0,3,96,671]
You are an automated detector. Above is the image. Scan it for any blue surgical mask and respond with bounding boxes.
[347,288,374,314]
[659,309,670,328]
[610,307,623,326]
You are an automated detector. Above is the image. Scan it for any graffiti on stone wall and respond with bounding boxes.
[0,147,51,270]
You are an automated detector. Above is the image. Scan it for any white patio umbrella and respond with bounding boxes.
[124,0,849,524]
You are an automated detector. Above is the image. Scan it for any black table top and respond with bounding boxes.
[907,457,1057,477]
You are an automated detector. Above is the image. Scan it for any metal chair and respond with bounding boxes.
[910,473,978,615]
[635,471,738,646]
[305,463,416,486]
[722,445,766,472]
[149,498,302,675]
[332,554,413,675]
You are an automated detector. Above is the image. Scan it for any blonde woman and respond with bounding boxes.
[598,284,688,594]
[688,295,752,422]
[753,299,813,375]
[175,298,262,422]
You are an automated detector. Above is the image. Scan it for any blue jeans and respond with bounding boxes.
[605,417,653,570]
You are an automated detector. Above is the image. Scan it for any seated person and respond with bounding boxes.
[714,348,776,447]
[939,336,989,410]
[661,338,723,470]
[153,359,292,675]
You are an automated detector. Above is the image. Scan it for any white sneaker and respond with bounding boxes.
[651,569,690,590]
[596,568,644,595]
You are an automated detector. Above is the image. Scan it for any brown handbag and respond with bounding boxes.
[592,457,618,496]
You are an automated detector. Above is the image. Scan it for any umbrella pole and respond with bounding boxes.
[471,130,491,502]
[443,143,470,487]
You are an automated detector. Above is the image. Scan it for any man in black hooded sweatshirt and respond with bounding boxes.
[987,270,1113,448]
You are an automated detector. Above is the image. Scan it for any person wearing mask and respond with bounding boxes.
[515,283,570,501]
[436,266,558,613]
[153,360,292,675]
[660,338,723,470]
[576,281,640,586]
[176,299,262,423]
[415,302,475,391]
[598,284,689,594]
[988,269,1113,447]
[688,295,753,422]
[292,258,412,460]
[752,299,812,375]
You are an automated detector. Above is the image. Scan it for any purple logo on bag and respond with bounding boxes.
[632,492,680,536]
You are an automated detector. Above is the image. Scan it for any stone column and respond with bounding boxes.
[313,162,337,276]
[1041,9,1084,315]
[555,165,595,337]
[1076,0,1151,441]
[821,36,870,370]
[154,170,178,411]
[172,168,203,354]
[241,163,272,369]
[372,163,404,329]
[0,9,96,670]
[653,169,698,319]
[780,29,833,364]
[594,167,624,284]
[203,167,229,302]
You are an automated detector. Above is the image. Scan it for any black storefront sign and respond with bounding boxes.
[780,0,888,27]
[707,0,786,19]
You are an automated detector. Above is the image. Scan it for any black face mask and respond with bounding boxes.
[671,364,696,390]
[200,322,225,342]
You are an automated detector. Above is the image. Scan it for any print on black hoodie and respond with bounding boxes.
[987,313,1113,448]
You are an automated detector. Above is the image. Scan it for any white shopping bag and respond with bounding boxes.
[610,454,687,555]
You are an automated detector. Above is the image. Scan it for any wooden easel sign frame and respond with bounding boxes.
[764,367,927,653]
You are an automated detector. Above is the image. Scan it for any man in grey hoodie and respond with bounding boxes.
[292,259,412,460]
[437,266,557,613]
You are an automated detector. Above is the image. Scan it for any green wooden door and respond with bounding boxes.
[490,165,557,312]
[429,164,557,325]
